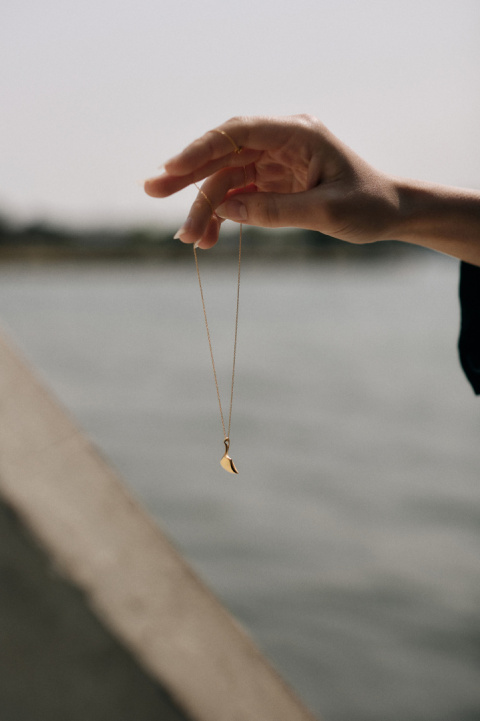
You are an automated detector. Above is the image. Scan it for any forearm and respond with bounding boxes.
[390,179,480,266]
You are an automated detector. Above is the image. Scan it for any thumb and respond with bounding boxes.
[215,191,320,230]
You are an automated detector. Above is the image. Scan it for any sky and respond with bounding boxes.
[1,0,480,230]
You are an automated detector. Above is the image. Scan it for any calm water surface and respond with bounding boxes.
[0,254,479,721]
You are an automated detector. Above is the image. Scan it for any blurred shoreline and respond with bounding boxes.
[0,213,427,264]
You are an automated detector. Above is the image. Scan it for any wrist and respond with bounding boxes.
[388,177,480,265]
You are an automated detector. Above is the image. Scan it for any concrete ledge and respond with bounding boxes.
[0,331,318,721]
[0,499,191,721]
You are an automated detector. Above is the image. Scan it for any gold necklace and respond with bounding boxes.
[193,129,244,474]
[193,228,241,474]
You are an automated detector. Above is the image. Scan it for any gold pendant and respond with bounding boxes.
[220,437,238,474]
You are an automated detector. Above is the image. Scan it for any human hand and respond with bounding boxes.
[144,114,400,250]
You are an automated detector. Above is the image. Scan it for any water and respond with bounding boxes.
[0,254,479,721]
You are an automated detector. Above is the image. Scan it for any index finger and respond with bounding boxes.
[164,116,297,176]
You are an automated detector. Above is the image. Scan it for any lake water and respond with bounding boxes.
[0,253,479,721]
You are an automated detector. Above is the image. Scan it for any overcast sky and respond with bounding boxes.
[1,0,479,229]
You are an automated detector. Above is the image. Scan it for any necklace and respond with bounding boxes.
[193,229,241,474]
[193,130,244,474]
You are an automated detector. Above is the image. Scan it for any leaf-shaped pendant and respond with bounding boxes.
[220,437,238,474]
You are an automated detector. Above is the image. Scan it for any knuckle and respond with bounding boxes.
[201,133,217,158]
[292,113,322,130]
[192,198,211,218]
[225,115,246,126]
[262,196,280,226]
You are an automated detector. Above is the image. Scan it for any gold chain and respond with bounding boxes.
[193,226,242,442]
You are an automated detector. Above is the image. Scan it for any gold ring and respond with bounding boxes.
[213,128,243,155]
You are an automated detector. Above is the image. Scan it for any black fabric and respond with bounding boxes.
[458,261,480,394]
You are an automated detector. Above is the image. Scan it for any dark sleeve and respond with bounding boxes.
[458,261,480,394]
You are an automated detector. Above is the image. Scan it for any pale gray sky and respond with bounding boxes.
[1,0,479,228]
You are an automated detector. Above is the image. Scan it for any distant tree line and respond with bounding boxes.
[0,210,420,262]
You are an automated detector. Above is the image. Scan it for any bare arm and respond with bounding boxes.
[390,179,480,266]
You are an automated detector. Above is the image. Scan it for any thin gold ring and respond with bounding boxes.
[213,128,243,155]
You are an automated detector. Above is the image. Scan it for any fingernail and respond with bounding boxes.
[143,177,160,191]
[194,240,202,249]
[216,200,248,222]
[139,177,159,188]
[173,217,193,240]
[144,166,169,184]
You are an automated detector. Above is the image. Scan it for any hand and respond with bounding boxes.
[144,114,400,249]
[145,114,480,265]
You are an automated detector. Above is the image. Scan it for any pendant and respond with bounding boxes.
[220,437,238,474]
